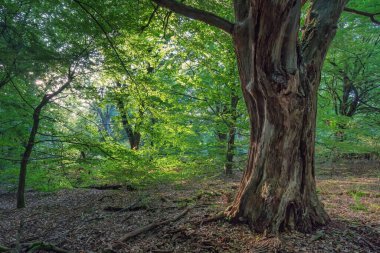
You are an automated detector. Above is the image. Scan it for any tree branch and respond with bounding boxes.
[152,0,234,34]
[343,7,380,25]
[302,0,379,25]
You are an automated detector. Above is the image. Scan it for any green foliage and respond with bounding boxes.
[0,0,379,194]
[348,189,369,212]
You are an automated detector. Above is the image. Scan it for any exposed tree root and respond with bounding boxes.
[195,211,225,225]
[117,207,190,242]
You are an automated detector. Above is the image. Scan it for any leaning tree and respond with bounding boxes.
[152,0,379,233]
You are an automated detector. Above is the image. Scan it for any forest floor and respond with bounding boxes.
[0,159,379,253]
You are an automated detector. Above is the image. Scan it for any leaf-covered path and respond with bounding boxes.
[1,160,379,252]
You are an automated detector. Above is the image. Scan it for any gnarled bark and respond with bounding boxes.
[154,0,348,233]
[224,0,347,233]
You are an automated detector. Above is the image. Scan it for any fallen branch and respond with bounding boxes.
[118,207,190,242]
[87,184,123,190]
[24,242,72,253]
[103,199,145,212]
[0,245,10,252]
[0,242,72,253]
[104,204,147,212]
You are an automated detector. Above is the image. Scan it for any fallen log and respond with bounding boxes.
[118,207,190,242]
[87,184,123,190]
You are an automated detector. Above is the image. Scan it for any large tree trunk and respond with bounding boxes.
[224,0,347,233]
[153,0,348,233]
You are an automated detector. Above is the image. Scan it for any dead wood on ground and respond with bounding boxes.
[117,207,190,242]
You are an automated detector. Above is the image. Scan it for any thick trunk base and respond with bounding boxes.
[226,175,330,233]
[224,99,330,233]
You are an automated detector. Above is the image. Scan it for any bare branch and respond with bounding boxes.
[141,4,159,33]
[152,0,234,34]
[343,7,380,25]
[303,0,380,25]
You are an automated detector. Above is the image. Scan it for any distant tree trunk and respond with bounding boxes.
[115,82,142,150]
[215,104,228,142]
[116,99,141,150]
[340,75,360,117]
[96,105,114,136]
[224,89,239,175]
[153,0,348,233]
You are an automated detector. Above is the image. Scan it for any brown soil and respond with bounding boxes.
[0,160,379,252]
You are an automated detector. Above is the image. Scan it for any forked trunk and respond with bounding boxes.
[225,0,347,233]
[153,0,348,233]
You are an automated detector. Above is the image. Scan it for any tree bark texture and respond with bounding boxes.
[225,0,348,233]
[153,0,348,233]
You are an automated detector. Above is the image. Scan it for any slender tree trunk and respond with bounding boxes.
[224,90,239,175]
[17,97,48,208]
[16,75,73,208]
[224,126,236,175]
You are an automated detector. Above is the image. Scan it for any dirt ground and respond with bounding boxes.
[0,160,379,252]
